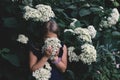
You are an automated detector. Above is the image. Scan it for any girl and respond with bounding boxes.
[29,19,67,80]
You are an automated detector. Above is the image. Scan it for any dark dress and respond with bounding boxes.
[29,41,64,80]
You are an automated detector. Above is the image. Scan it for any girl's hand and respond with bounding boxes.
[55,49,60,56]
[51,49,60,61]
[44,46,52,58]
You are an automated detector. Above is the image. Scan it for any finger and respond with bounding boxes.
[54,50,58,55]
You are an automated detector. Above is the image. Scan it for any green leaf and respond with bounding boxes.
[113,1,120,7]
[54,8,64,12]
[67,5,76,9]
[112,31,120,37]
[58,23,66,28]
[74,21,82,27]
[79,8,91,17]
[64,70,75,80]
[22,0,33,6]
[90,7,102,12]
[1,54,20,67]
[71,10,78,17]
[0,48,10,54]
[2,17,19,28]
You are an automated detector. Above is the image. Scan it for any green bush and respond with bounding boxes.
[0,0,120,80]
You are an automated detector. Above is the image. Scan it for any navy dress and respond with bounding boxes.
[29,41,64,80]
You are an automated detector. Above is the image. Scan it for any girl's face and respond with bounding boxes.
[46,33,57,38]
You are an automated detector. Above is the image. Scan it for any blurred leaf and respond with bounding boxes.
[64,70,75,80]
[74,21,82,27]
[90,7,102,12]
[67,5,76,9]
[0,48,10,54]
[79,8,91,17]
[54,8,64,12]
[71,10,78,17]
[22,0,33,6]
[2,17,19,28]
[1,53,20,67]
[113,1,120,7]
[58,23,66,28]
[112,31,120,37]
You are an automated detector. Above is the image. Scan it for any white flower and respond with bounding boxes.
[74,27,92,43]
[11,0,18,2]
[44,62,52,71]
[64,29,74,33]
[79,44,97,65]
[100,8,119,28]
[23,6,42,21]
[110,0,114,1]
[84,3,90,7]
[68,47,79,62]
[116,64,120,68]
[35,4,55,22]
[99,6,104,9]
[42,38,61,60]
[87,25,97,38]
[23,4,55,22]
[32,62,52,80]
[70,18,78,28]
[17,34,29,44]
[107,8,119,26]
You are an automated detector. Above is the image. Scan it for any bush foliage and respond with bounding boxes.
[0,0,120,80]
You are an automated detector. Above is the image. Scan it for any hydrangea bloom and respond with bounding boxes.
[74,27,92,43]
[79,44,97,65]
[23,4,55,22]
[42,38,62,60]
[68,47,79,62]
[23,6,42,21]
[87,25,97,38]
[17,34,29,44]
[35,4,55,22]
[32,62,52,80]
[100,8,119,28]
[107,8,119,25]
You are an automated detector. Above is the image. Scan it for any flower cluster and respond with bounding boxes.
[87,25,97,38]
[64,25,96,39]
[100,8,119,28]
[79,43,97,65]
[74,27,92,43]
[32,62,52,80]
[68,47,79,62]
[68,44,97,65]
[23,4,55,22]
[66,22,97,64]
[42,38,62,60]
[17,34,29,44]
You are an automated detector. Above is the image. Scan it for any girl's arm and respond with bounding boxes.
[52,45,67,72]
[29,46,52,71]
